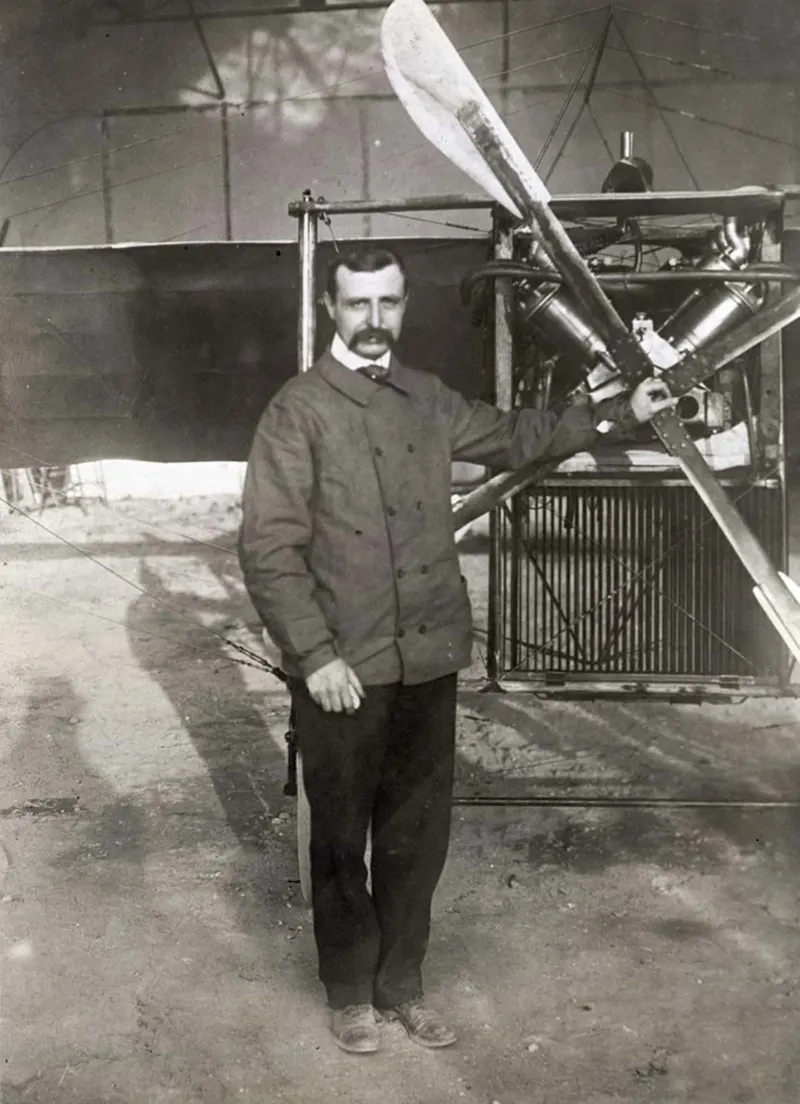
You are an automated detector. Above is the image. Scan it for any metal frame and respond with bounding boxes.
[283,189,799,903]
[486,192,792,699]
[289,188,794,701]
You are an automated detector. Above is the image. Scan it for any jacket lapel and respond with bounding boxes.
[316,348,410,402]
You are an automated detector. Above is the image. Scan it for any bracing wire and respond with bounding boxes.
[606,86,800,154]
[1,12,580,201]
[0,127,188,190]
[0,576,273,675]
[0,492,286,681]
[8,1,799,226]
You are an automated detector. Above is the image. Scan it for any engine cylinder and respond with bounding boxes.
[660,279,767,358]
[659,217,765,356]
[514,242,616,369]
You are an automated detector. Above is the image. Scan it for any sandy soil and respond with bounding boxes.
[1,496,799,1103]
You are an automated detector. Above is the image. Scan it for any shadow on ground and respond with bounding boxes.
[124,553,289,850]
[453,687,800,877]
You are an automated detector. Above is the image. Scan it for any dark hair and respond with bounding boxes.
[325,247,409,300]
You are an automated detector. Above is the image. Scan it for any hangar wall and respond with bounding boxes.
[2,0,800,496]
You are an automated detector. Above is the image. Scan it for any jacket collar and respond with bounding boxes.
[315,348,411,405]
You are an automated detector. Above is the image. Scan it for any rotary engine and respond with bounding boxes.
[460,146,785,446]
[509,217,766,434]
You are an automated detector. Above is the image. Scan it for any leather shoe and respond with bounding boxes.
[330,1004,380,1054]
[384,999,457,1048]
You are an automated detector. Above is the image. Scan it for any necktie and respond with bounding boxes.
[356,364,391,383]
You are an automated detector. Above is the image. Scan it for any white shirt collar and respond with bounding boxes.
[330,332,391,371]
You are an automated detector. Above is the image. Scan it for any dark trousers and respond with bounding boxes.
[290,674,457,1011]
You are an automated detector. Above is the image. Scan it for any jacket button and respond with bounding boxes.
[387,507,396,517]
[420,564,429,574]
[418,624,427,634]
[397,568,405,578]
[375,447,384,457]
[416,502,423,511]
[407,443,415,453]
[398,629,406,639]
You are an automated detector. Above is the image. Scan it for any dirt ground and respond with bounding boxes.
[1,494,799,1104]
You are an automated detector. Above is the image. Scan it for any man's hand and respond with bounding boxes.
[630,377,677,424]
[306,658,365,714]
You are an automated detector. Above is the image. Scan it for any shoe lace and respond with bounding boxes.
[401,1001,441,1032]
[340,1003,374,1025]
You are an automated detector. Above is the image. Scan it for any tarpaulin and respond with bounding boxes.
[0,237,490,468]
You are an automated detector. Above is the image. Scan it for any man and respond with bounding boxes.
[238,247,673,1055]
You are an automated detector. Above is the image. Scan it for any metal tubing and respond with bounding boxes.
[493,218,515,412]
[641,488,653,671]
[509,497,521,670]
[589,490,599,666]
[590,268,799,285]
[474,676,785,696]
[529,476,780,489]
[465,263,800,288]
[288,194,493,217]
[757,222,786,471]
[220,103,233,241]
[549,188,784,219]
[487,508,502,682]
[555,495,564,666]
[287,188,785,220]
[358,101,373,239]
[757,220,791,683]
[296,192,318,374]
[487,211,515,681]
[100,114,114,245]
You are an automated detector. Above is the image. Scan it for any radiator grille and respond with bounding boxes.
[493,481,786,685]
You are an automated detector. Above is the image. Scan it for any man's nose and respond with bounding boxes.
[369,300,382,327]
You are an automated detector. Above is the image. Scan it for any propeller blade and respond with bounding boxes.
[380,0,550,217]
[381,0,800,669]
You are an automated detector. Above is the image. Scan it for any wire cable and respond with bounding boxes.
[0,492,285,680]
[0,576,273,675]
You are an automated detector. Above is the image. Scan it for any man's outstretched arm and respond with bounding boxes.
[436,375,674,467]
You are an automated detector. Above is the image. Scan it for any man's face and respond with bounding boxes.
[324,263,408,360]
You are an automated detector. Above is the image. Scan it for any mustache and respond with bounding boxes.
[349,327,394,348]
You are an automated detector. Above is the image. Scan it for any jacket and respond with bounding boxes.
[238,349,635,686]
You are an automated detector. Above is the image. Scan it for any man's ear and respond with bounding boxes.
[322,291,335,320]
